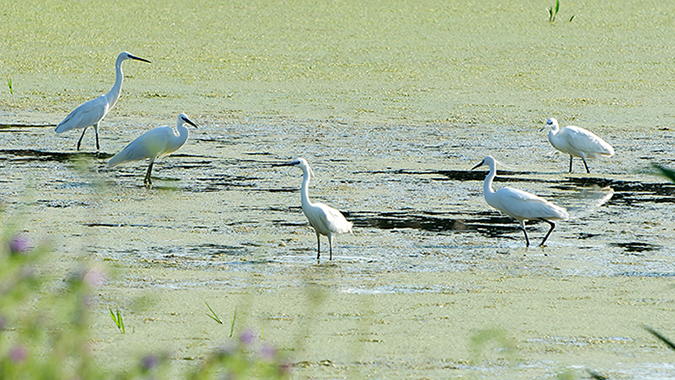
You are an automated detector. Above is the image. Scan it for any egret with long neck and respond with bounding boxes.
[108,113,198,187]
[55,51,151,151]
[472,155,568,247]
[543,118,614,173]
[279,158,353,260]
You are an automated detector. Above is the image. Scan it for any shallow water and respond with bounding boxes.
[2,0,675,378]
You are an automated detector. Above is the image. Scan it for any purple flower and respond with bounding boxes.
[9,234,31,255]
[10,345,27,363]
[141,354,159,371]
[240,329,255,345]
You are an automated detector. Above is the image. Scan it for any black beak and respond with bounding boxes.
[183,117,198,128]
[129,54,151,64]
[471,160,485,171]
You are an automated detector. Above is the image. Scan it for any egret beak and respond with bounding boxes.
[541,119,554,131]
[183,117,198,129]
[129,54,151,64]
[471,160,485,171]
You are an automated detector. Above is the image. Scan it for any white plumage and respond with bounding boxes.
[544,118,614,173]
[108,113,197,187]
[55,52,151,151]
[280,158,353,260]
[472,156,569,247]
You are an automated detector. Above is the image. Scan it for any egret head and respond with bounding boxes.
[118,51,151,64]
[471,158,486,171]
[178,113,198,128]
[277,157,315,177]
[471,155,499,171]
[541,118,558,132]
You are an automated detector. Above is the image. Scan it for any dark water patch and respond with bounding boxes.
[346,210,466,232]
[610,242,661,254]
[272,219,308,227]
[436,169,542,183]
[577,232,602,240]
[201,174,264,191]
[365,169,537,182]
[0,149,113,162]
[606,193,675,206]
[344,210,524,238]
[83,222,153,228]
[244,152,275,156]
[172,160,215,170]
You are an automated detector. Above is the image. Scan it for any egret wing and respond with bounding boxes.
[561,126,614,156]
[55,96,109,133]
[495,187,568,220]
[108,126,172,167]
[311,203,353,235]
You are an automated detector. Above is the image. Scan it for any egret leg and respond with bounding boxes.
[315,231,321,260]
[76,127,89,151]
[328,234,334,261]
[539,219,557,246]
[581,156,591,174]
[519,221,530,247]
[144,158,155,187]
[568,155,574,173]
[94,123,100,152]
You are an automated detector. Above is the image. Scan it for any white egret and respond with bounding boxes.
[278,158,353,260]
[472,156,569,247]
[108,113,198,187]
[544,118,614,173]
[55,52,151,151]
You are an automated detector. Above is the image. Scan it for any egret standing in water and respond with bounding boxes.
[278,158,353,260]
[543,118,614,173]
[108,113,198,187]
[472,156,569,247]
[55,52,151,151]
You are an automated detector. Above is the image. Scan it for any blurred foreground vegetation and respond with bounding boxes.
[0,223,290,380]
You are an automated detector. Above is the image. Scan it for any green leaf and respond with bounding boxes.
[555,0,560,14]
[229,307,237,338]
[117,310,125,334]
[205,302,223,324]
